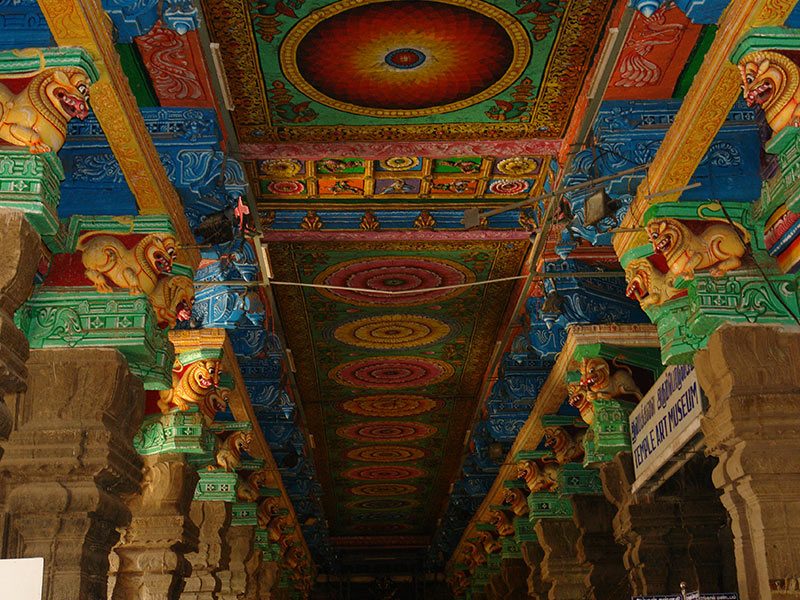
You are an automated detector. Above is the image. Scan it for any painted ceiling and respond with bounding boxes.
[264,233,529,537]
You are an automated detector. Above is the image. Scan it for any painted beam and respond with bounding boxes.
[35,0,199,268]
[612,0,800,260]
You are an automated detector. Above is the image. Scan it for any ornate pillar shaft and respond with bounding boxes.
[182,500,232,599]
[501,557,530,600]
[217,524,256,600]
[694,323,800,600]
[533,519,592,600]
[0,348,143,600]
[520,541,550,599]
[110,454,199,600]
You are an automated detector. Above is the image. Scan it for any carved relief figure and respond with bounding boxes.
[0,67,91,153]
[478,530,502,555]
[488,509,514,537]
[624,257,679,308]
[257,496,280,529]
[199,386,236,425]
[78,232,177,295]
[516,459,558,493]
[580,357,642,401]
[464,541,487,569]
[157,358,222,413]
[503,487,529,517]
[739,51,800,134]
[567,381,594,425]
[236,469,269,503]
[149,275,194,328]
[647,218,746,280]
[453,571,469,595]
[543,425,585,464]
[214,430,254,472]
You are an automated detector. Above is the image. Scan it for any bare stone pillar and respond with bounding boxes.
[182,500,232,599]
[694,323,800,600]
[520,541,550,599]
[500,557,530,599]
[533,519,591,599]
[571,495,631,599]
[0,348,143,600]
[110,454,199,600]
[217,524,256,599]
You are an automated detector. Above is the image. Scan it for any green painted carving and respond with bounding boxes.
[278,570,291,589]
[475,523,496,532]
[730,26,800,65]
[527,492,574,520]
[133,405,217,457]
[66,214,178,251]
[572,342,664,373]
[209,420,254,434]
[513,516,537,543]
[194,470,239,502]
[501,535,522,559]
[487,552,502,570]
[0,148,66,250]
[644,295,704,365]
[582,397,636,467]
[231,502,258,526]
[0,47,99,81]
[557,462,603,495]
[15,288,173,389]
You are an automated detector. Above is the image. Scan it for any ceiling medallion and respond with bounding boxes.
[280,0,531,117]
[379,156,420,171]
[497,156,540,175]
[260,158,303,177]
[333,314,451,349]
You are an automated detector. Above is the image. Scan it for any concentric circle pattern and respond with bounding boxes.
[350,483,419,496]
[340,395,441,417]
[315,256,475,306]
[334,314,450,349]
[349,523,413,533]
[344,445,429,462]
[282,0,530,116]
[266,180,304,194]
[343,465,427,481]
[488,179,529,194]
[380,157,420,170]
[336,421,437,443]
[331,357,454,389]
[497,157,540,176]
[347,498,420,511]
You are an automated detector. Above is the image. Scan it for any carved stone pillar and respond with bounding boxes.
[248,560,280,599]
[217,524,256,599]
[488,570,509,600]
[533,519,591,599]
[694,323,800,600]
[110,454,199,600]
[0,348,143,600]
[520,541,551,599]
[571,495,631,599]
[501,557,530,600]
[182,500,232,599]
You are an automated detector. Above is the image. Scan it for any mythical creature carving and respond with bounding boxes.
[488,509,514,537]
[214,430,253,472]
[257,496,281,529]
[157,358,222,413]
[78,232,177,295]
[149,275,194,327]
[516,459,558,493]
[579,357,642,401]
[464,541,486,570]
[568,381,594,425]
[198,386,233,425]
[453,571,469,596]
[624,257,679,308]
[236,469,270,502]
[739,50,800,135]
[647,218,746,280]
[0,66,91,153]
[543,426,585,464]
[478,530,502,555]
[503,487,529,517]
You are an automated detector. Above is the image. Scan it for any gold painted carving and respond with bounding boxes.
[157,358,223,412]
[739,50,800,134]
[579,357,642,401]
[478,530,502,555]
[567,381,594,425]
[502,487,529,517]
[543,425,585,465]
[149,275,195,329]
[487,509,515,537]
[624,257,679,308]
[213,430,254,472]
[516,459,558,493]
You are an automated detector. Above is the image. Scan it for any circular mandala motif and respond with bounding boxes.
[266,180,305,194]
[350,483,419,496]
[380,157,420,171]
[331,357,454,389]
[488,179,529,195]
[350,523,413,533]
[341,395,441,417]
[343,465,427,481]
[281,0,530,117]
[344,445,429,463]
[497,157,540,176]
[336,421,437,443]
[315,256,475,307]
[334,315,450,349]
[260,159,302,177]
[347,497,420,511]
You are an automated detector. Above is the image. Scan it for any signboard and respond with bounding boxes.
[633,594,737,600]
[630,365,703,490]
[0,557,44,600]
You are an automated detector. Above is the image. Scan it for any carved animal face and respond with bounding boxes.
[160,234,178,262]
[144,236,174,275]
[543,426,568,452]
[580,357,610,391]
[516,459,537,482]
[233,431,253,454]
[189,359,221,391]
[567,382,593,424]
[503,487,524,509]
[647,219,682,258]
[46,69,91,120]
[201,387,230,420]
[625,259,652,301]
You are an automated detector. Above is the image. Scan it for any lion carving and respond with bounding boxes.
[478,530,502,555]
[503,487,529,517]
[739,50,800,135]
[0,66,91,153]
[488,509,514,537]
[625,257,679,308]
[543,426,585,464]
[157,358,222,413]
[257,497,280,529]
[213,430,253,472]
[236,469,270,503]
[516,459,558,493]
[199,386,235,425]
[647,218,746,280]
[78,232,177,296]
[580,357,642,401]
[149,275,194,328]
[567,382,594,425]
